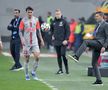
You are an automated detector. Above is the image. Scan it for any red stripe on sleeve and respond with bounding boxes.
[36,21,40,30]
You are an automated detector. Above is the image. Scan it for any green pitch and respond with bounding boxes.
[0,53,108,90]
[0,55,51,90]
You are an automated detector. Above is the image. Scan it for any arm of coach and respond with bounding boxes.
[103,23,108,49]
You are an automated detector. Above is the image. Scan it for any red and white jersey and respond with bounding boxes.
[19,16,40,46]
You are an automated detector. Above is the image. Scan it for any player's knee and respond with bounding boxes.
[24,55,29,62]
[34,52,40,59]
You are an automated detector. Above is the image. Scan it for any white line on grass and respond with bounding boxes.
[2,52,56,58]
[39,79,58,90]
[44,79,93,82]
[3,52,58,90]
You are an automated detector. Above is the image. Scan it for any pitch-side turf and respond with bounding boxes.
[0,51,108,90]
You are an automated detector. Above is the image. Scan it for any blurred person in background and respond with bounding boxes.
[51,9,70,74]
[73,17,84,53]
[38,16,44,48]
[45,11,54,52]
[67,18,77,50]
[7,9,23,71]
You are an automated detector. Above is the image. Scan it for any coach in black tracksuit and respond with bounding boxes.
[51,9,70,74]
[7,9,22,71]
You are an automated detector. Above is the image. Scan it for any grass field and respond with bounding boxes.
[0,51,108,90]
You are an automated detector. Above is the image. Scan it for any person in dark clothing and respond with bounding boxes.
[104,14,108,23]
[38,16,44,48]
[45,12,54,52]
[51,9,70,74]
[68,12,108,85]
[7,9,23,71]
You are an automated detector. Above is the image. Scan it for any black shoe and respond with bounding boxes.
[9,65,17,71]
[92,80,103,86]
[10,66,23,71]
[13,66,24,71]
[56,70,63,74]
[68,55,79,63]
[66,71,69,74]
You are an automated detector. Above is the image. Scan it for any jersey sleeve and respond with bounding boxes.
[36,21,40,30]
[19,20,24,31]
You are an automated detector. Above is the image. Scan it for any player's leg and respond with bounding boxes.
[14,39,23,70]
[92,49,103,85]
[24,55,30,80]
[10,41,16,70]
[32,52,40,73]
[61,45,69,74]
[31,45,40,80]
[68,40,102,62]
[55,46,63,74]
[23,46,30,80]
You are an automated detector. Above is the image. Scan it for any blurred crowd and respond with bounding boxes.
[38,11,108,54]
[38,11,86,53]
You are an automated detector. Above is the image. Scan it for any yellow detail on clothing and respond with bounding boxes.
[74,24,82,34]
[47,16,53,25]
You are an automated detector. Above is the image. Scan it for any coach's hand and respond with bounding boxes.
[101,47,105,53]
[62,40,68,45]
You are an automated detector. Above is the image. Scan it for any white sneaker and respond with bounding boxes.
[31,72,39,80]
[25,75,30,80]
[33,77,39,80]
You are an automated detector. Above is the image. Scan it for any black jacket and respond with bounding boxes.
[51,17,70,46]
[7,17,22,39]
[94,21,108,48]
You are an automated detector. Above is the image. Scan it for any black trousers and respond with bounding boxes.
[75,40,103,80]
[55,45,68,72]
[10,38,22,68]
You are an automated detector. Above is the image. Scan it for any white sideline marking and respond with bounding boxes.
[2,52,56,58]
[2,52,58,90]
[39,79,58,90]
[44,79,93,82]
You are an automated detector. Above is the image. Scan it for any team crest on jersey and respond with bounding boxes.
[59,22,63,26]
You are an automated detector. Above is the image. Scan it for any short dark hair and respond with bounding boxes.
[14,9,20,13]
[55,9,61,12]
[26,6,34,12]
[95,11,104,17]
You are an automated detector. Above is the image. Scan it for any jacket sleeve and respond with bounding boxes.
[50,22,54,36]
[64,20,70,40]
[103,23,108,48]
[7,19,14,31]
